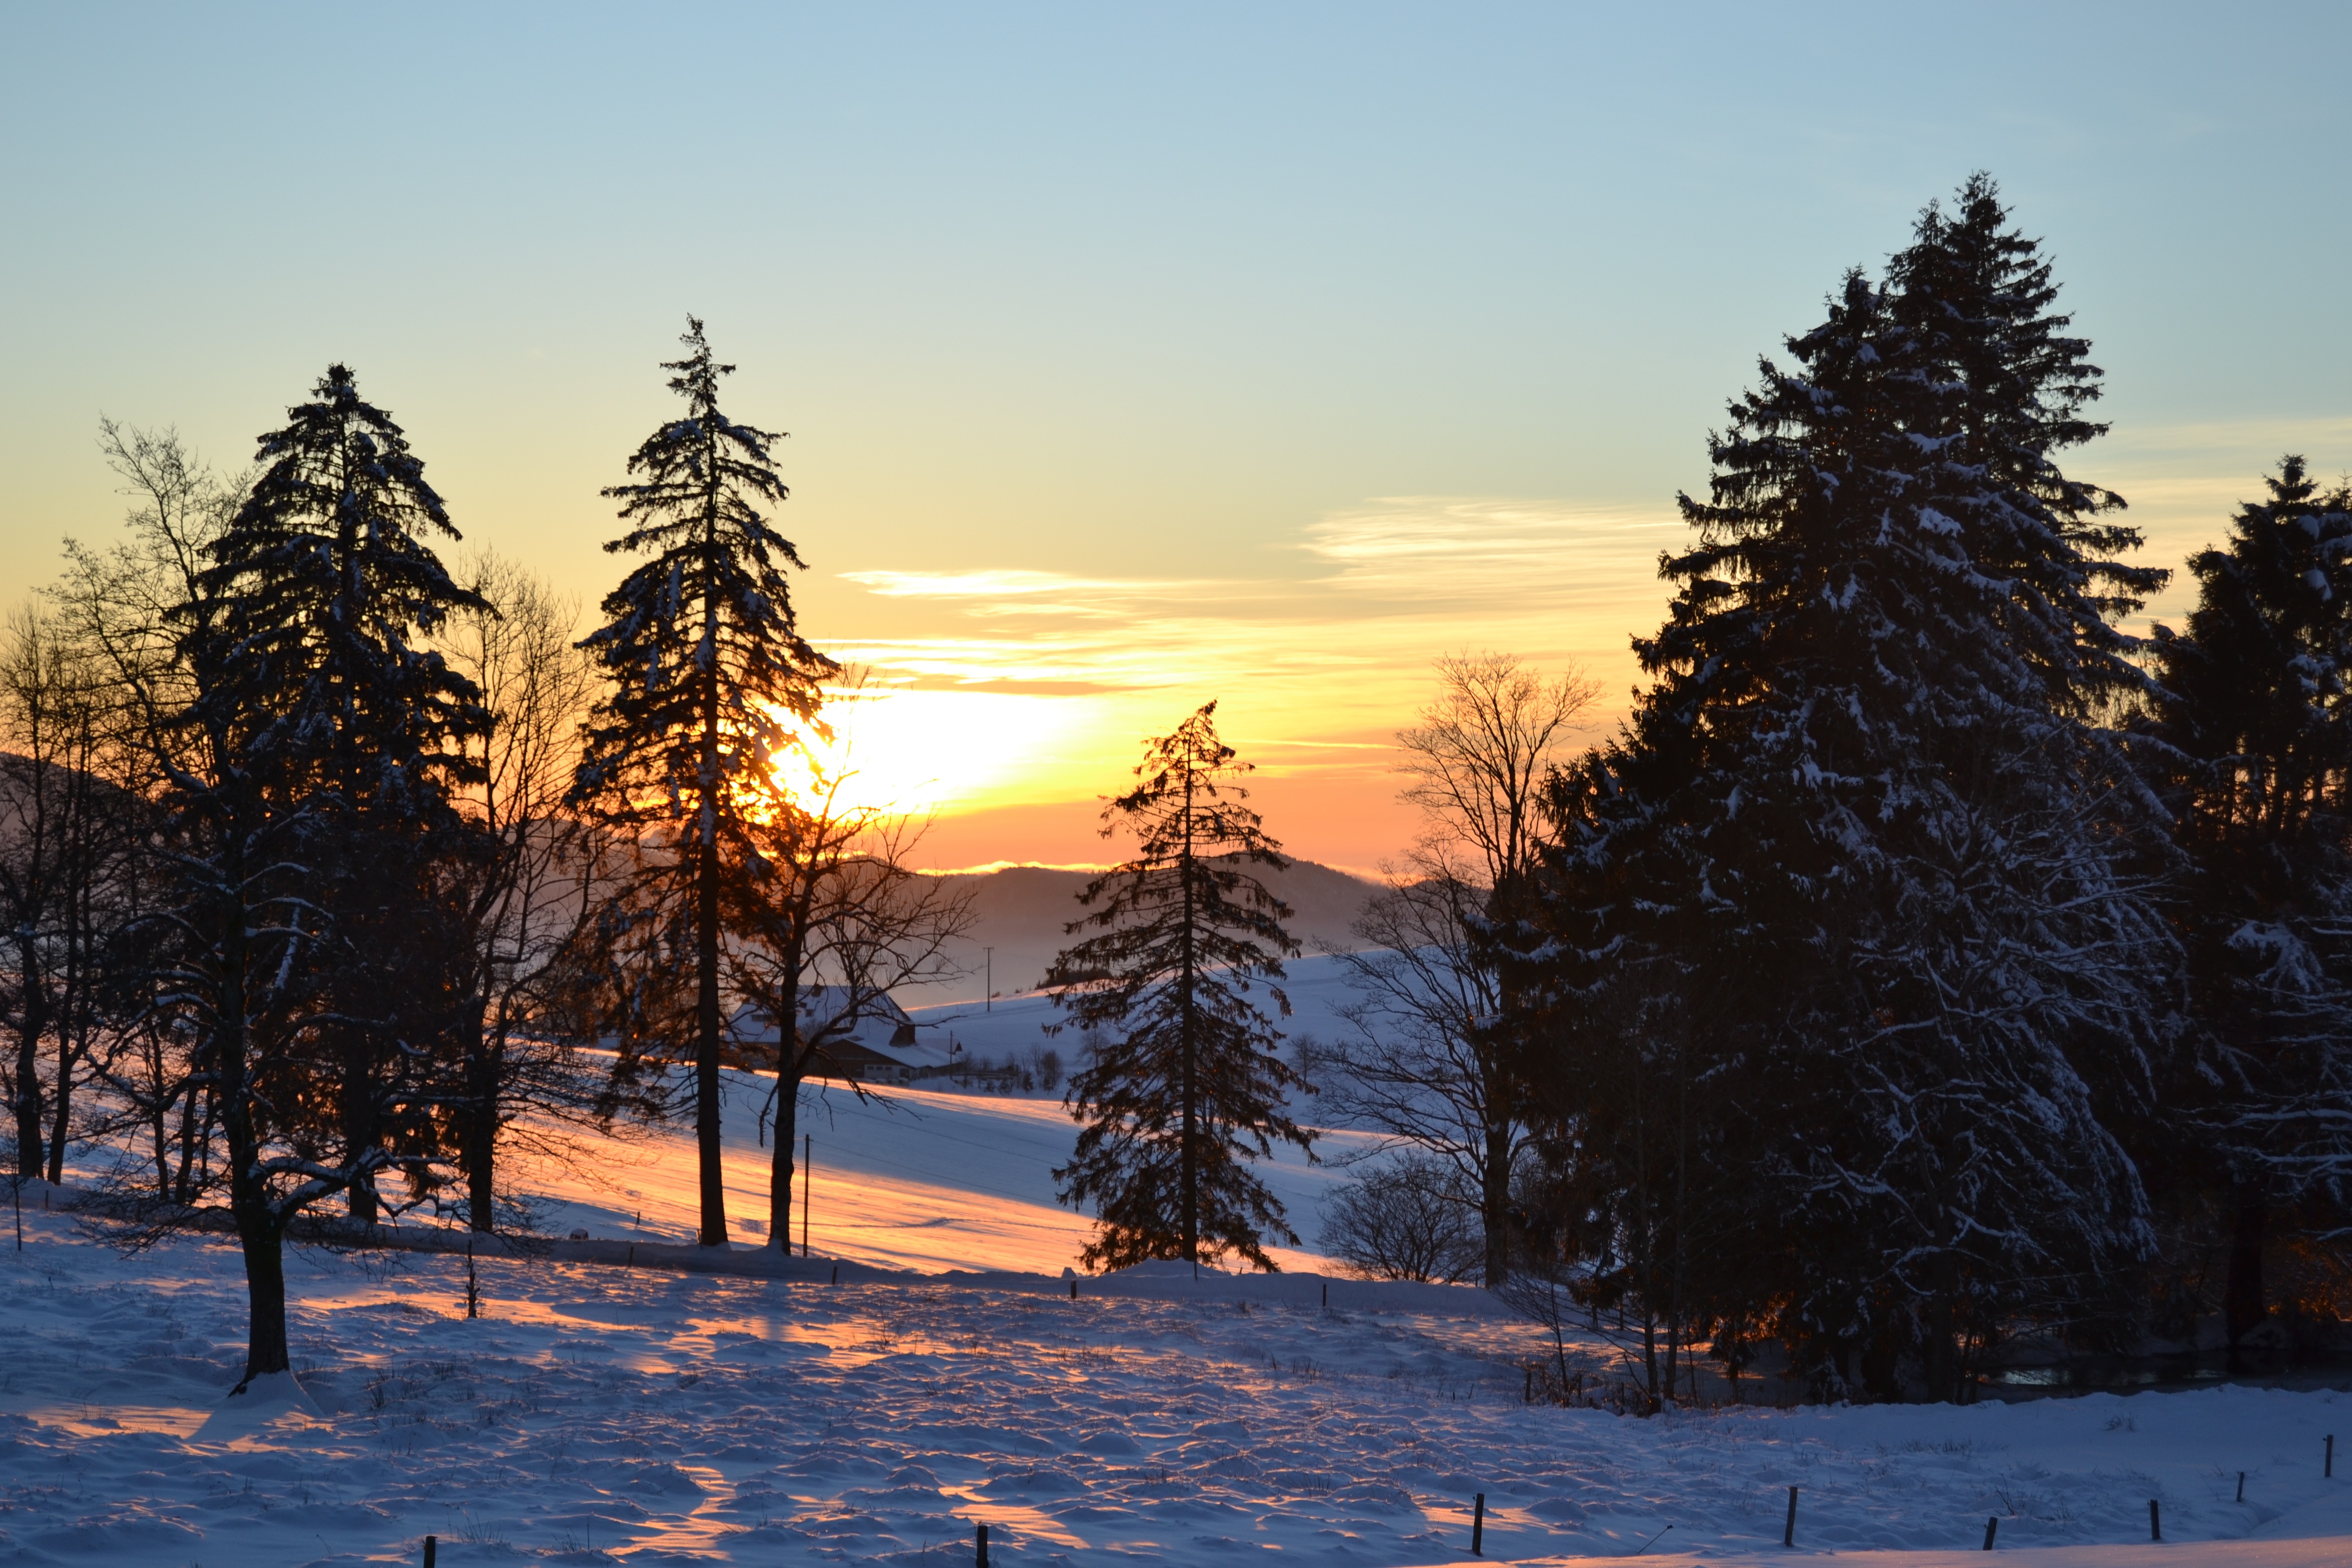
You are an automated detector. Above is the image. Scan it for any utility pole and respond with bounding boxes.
[985,947,993,1011]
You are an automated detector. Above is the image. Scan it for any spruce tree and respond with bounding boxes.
[87,374,483,1389]
[200,364,488,1226]
[1045,702,1312,1271]
[2147,457,2352,1351]
[571,318,833,1247]
[1519,182,2174,1401]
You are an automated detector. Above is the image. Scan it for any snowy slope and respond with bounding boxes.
[7,1207,2352,1566]
[508,952,1377,1278]
[517,1062,1373,1277]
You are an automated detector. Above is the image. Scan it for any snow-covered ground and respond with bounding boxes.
[9,997,2352,1567]
[8,1197,2352,1566]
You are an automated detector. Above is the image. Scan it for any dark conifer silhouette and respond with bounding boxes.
[570,318,834,1247]
[84,373,486,1389]
[1045,702,1312,1271]
[199,365,491,1226]
[2147,457,2352,1354]
[1515,180,2173,1403]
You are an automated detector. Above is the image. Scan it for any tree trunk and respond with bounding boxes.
[464,1020,499,1232]
[1482,1115,1513,1287]
[1923,1260,1959,1404]
[693,428,731,1250]
[694,796,728,1247]
[340,1005,379,1224]
[771,1070,801,1250]
[174,1084,205,1206]
[2226,1182,2267,1359]
[232,1189,290,1390]
[770,955,803,1248]
[45,1040,71,1187]
[13,951,45,1180]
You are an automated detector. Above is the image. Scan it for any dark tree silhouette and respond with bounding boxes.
[2146,457,2352,1355]
[199,365,491,1227]
[570,318,834,1247]
[1045,702,1312,1271]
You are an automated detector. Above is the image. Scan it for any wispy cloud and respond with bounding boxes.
[837,569,1230,619]
[1300,497,1681,610]
[822,498,1688,765]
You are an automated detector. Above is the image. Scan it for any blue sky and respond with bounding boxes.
[3,3,2346,866]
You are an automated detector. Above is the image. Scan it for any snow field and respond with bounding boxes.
[517,1068,1374,1277]
[6,1207,2352,1566]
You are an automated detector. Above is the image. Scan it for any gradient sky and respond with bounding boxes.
[5,3,2347,873]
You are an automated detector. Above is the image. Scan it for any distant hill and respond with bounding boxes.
[900,859,1385,1007]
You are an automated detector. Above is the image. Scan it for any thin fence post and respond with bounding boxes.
[2329,1435,2336,1478]
[423,1535,437,1567]
[1070,1278,1077,1300]
[1784,1486,1798,1547]
[2237,1471,2246,1503]
[1471,1492,1485,1556]
[802,1133,813,1258]
[1982,1516,1997,1551]
[975,1521,989,1566]
[2149,1499,2161,1541]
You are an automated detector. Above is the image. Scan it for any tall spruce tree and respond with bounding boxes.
[571,318,833,1247]
[1518,181,2174,1402]
[2147,457,2352,1352]
[1046,702,1312,1270]
[85,375,484,1389]
[199,365,489,1224]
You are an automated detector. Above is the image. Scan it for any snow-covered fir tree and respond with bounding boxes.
[2146,456,2352,1352]
[1046,702,1313,1271]
[570,318,834,1247]
[203,364,487,822]
[1519,180,2176,1401]
[94,373,485,1388]
[199,365,490,1226]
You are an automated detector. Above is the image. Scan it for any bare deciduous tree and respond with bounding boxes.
[1319,653,1596,1286]
[0,605,129,1184]
[437,551,613,1232]
[1395,652,1599,890]
[727,674,974,1250]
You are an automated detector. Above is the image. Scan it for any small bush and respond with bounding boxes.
[1320,1154,1483,1283]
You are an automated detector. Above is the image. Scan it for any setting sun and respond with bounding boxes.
[773,682,1101,818]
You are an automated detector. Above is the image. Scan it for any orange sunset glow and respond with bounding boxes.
[810,499,1691,872]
